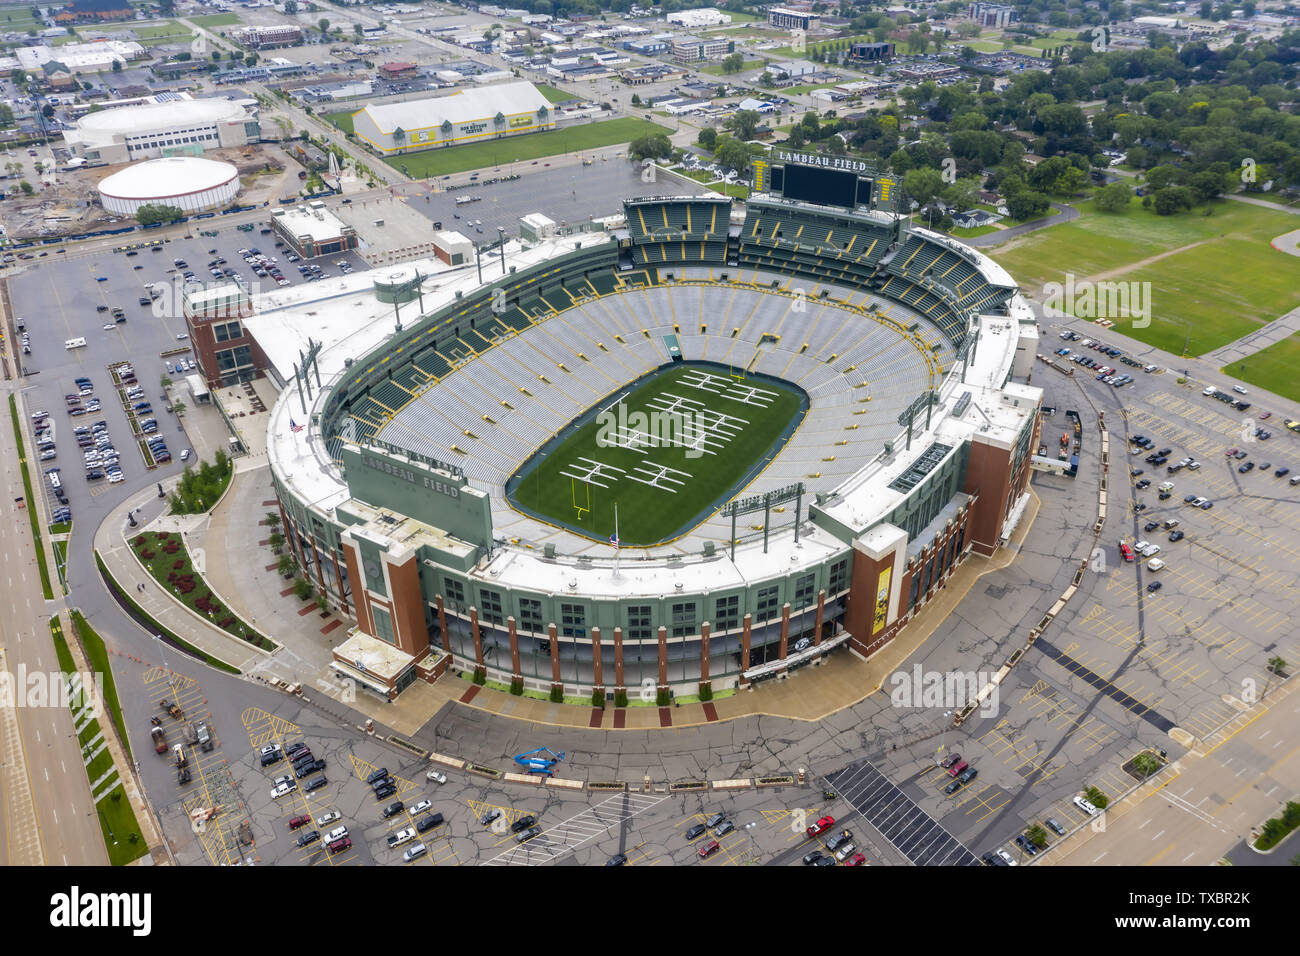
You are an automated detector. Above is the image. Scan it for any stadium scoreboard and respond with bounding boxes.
[758,150,896,211]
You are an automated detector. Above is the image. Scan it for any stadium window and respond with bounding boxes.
[443,576,465,611]
[371,607,395,645]
[479,588,504,626]
[828,558,849,595]
[713,595,738,632]
[518,598,543,634]
[214,319,241,342]
[794,573,816,609]
[627,605,651,642]
[561,603,586,639]
[670,602,695,638]
[908,569,921,611]
[756,586,780,623]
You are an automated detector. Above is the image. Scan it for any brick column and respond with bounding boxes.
[435,595,451,655]
[699,621,711,692]
[334,548,350,616]
[613,626,625,700]
[310,537,326,592]
[591,625,604,697]
[814,590,826,646]
[778,603,791,661]
[469,606,484,672]
[548,623,562,694]
[739,613,752,686]
[507,616,521,685]
[656,625,668,696]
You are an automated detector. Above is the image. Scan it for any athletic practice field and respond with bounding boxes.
[508,363,805,546]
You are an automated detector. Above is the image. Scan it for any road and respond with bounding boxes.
[0,379,108,865]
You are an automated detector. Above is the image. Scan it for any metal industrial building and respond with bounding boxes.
[63,96,259,164]
[349,81,556,156]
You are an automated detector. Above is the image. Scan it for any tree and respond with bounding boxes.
[354,24,363,38]
[285,0,297,12]
[721,52,744,74]
[111,59,122,73]
[136,203,185,225]
[1006,189,1050,220]
[628,133,671,161]
[277,554,294,577]
[1054,166,1088,196]
[18,180,33,195]
[726,109,760,141]
[1153,185,1194,215]
[712,135,754,174]
[1094,182,1132,213]
[630,92,641,107]
[697,126,717,149]
[318,18,330,35]
[903,166,945,207]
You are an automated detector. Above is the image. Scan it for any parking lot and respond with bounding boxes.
[889,321,1300,865]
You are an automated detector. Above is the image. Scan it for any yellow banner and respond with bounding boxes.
[872,567,891,634]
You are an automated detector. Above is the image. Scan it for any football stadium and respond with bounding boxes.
[261,157,1042,702]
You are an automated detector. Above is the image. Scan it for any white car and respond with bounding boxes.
[403,843,427,862]
[387,826,416,848]
[410,799,433,815]
[1140,543,1161,558]
[1202,385,1216,396]
[1073,795,1100,816]
[271,781,297,799]
[259,744,281,757]
[834,842,856,861]
[107,473,125,484]
[316,810,341,828]
[323,825,348,843]
[1134,540,1149,553]
[996,848,1017,866]
[426,769,447,784]
[180,449,191,462]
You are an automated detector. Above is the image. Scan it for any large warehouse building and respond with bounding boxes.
[350,81,556,156]
[63,96,259,164]
[250,164,1041,702]
[97,156,240,216]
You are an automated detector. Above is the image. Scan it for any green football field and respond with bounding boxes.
[508,363,805,546]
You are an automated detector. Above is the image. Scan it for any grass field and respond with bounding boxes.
[325,109,357,134]
[991,199,1300,356]
[382,117,671,179]
[508,363,804,545]
[48,616,147,866]
[1221,334,1300,404]
[9,395,53,600]
[188,12,241,27]
[534,83,577,104]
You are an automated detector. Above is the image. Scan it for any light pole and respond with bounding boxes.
[498,226,506,275]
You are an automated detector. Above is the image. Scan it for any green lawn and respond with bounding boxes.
[71,610,132,762]
[698,60,763,76]
[94,551,242,675]
[189,12,241,27]
[8,395,53,600]
[130,531,276,651]
[991,199,1300,356]
[48,617,147,866]
[949,223,1002,238]
[325,109,357,134]
[508,362,805,545]
[534,83,577,104]
[1221,334,1300,404]
[382,118,671,179]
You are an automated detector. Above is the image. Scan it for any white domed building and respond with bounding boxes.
[64,97,258,165]
[97,157,241,217]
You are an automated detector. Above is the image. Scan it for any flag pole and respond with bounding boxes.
[613,502,620,576]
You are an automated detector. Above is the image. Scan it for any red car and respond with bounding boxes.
[697,839,721,859]
[806,815,835,838]
[845,853,867,867]
[1225,447,1238,457]
[328,836,352,854]
[948,760,969,778]
[287,814,311,830]
[940,752,962,769]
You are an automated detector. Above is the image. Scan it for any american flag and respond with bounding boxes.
[289,418,304,433]
[609,532,619,547]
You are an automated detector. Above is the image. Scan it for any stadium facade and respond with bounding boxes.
[261,180,1041,702]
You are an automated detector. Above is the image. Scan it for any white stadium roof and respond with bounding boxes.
[356,80,551,135]
[75,98,247,141]
[98,157,239,201]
